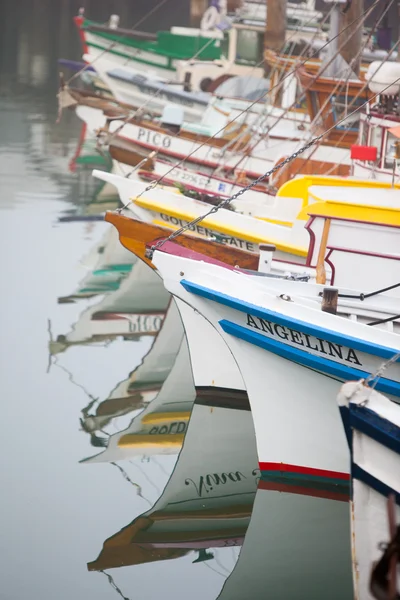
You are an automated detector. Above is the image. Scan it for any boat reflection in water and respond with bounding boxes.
[50,241,170,353]
[87,344,258,576]
[79,300,184,449]
[81,301,187,458]
[84,310,353,596]
[218,482,353,600]
[59,226,136,302]
[64,122,119,213]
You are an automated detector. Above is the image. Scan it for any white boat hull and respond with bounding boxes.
[338,382,400,600]
[153,251,400,497]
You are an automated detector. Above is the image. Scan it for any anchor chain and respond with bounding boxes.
[146,133,324,257]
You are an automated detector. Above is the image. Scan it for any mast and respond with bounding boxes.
[322,0,361,78]
[264,0,287,53]
[338,0,364,76]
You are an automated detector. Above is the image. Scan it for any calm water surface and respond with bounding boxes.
[0,2,353,598]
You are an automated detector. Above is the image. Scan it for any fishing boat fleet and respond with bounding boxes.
[55,1,400,598]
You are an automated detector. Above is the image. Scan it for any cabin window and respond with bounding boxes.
[330,94,364,131]
[384,132,398,169]
[236,30,262,65]
[370,126,383,161]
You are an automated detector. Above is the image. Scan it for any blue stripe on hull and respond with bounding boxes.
[219,319,400,398]
[349,405,400,455]
[352,464,400,506]
[180,279,400,362]
[339,406,352,449]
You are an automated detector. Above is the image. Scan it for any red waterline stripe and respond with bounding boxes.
[259,462,350,481]
[258,480,349,502]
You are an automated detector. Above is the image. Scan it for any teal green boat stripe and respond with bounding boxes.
[86,42,175,71]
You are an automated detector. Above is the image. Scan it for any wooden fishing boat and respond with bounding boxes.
[95,170,400,269]
[75,1,324,95]
[88,351,258,570]
[75,100,349,182]
[75,12,228,85]
[131,183,400,498]
[106,134,281,207]
[81,52,270,123]
[93,170,310,261]
[69,53,384,188]
[104,211,260,271]
[263,50,383,188]
[274,59,400,190]
[337,382,400,600]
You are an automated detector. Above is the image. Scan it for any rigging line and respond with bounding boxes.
[67,0,170,85]
[288,28,400,181]
[52,355,98,402]
[197,0,380,179]
[106,36,218,142]
[363,350,400,390]
[214,553,233,575]
[163,14,358,188]
[100,571,131,600]
[202,561,227,578]
[147,73,400,255]
[129,459,162,496]
[218,5,335,166]
[271,3,335,91]
[337,281,400,300]
[251,0,379,148]
[367,314,400,327]
[267,1,333,86]
[287,0,397,172]
[210,6,336,179]
[110,461,152,505]
[113,0,381,200]
[247,12,359,140]
[264,30,393,183]
[123,2,335,172]
[151,456,171,476]
[255,0,382,141]
[47,318,54,373]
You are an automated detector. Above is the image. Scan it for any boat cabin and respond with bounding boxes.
[304,185,400,299]
[350,61,400,182]
[353,112,400,182]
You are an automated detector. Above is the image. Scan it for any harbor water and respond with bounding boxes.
[0,2,353,598]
